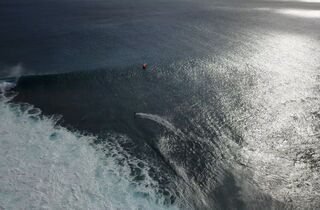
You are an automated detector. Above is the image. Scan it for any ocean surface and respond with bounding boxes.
[1,0,320,209]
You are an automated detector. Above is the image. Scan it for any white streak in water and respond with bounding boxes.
[135,113,180,135]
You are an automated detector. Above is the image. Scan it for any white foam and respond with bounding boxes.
[135,113,180,135]
[0,82,179,210]
[0,81,16,93]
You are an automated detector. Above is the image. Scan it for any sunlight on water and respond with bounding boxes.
[276,9,320,18]
[278,0,320,2]
[238,32,320,208]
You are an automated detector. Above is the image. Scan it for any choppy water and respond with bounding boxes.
[1,0,320,209]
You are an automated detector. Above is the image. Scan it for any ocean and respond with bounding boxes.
[1,0,320,209]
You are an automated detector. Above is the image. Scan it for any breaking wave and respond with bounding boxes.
[0,80,179,210]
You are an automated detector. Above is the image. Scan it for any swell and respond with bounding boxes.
[8,64,288,209]
[8,53,319,209]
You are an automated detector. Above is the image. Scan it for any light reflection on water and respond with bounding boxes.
[235,32,320,208]
[1,0,320,208]
[276,9,320,18]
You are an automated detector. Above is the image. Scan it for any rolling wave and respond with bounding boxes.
[0,80,180,210]
[2,50,320,209]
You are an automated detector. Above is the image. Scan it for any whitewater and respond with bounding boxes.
[0,80,179,210]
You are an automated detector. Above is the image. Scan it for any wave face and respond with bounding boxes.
[0,81,179,210]
[8,47,320,209]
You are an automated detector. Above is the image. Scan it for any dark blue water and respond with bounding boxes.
[1,0,320,209]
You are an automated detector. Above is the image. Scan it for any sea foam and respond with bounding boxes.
[0,80,179,210]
